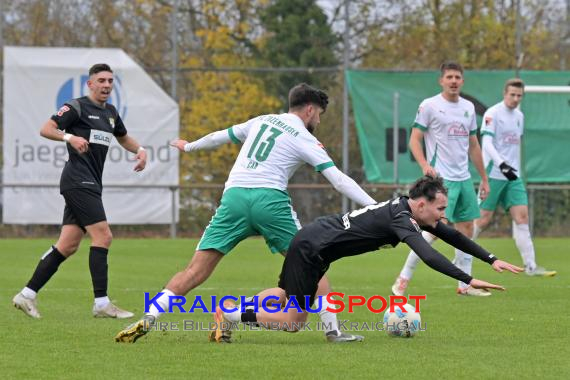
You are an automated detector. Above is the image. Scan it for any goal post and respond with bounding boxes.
[525,85,570,93]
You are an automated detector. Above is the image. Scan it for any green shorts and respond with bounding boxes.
[444,178,480,223]
[197,187,301,255]
[479,178,528,211]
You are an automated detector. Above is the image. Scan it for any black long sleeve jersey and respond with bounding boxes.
[51,96,128,195]
[302,197,498,285]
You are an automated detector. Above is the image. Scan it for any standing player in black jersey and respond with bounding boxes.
[12,63,147,319]
[213,176,523,339]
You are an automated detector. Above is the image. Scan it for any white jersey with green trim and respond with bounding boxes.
[224,113,334,191]
[480,101,524,180]
[414,94,477,181]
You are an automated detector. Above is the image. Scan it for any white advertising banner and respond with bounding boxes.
[2,47,179,224]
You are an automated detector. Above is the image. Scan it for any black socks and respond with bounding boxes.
[27,246,67,292]
[89,246,109,298]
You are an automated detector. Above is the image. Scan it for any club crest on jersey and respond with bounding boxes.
[485,116,493,126]
[409,218,421,232]
[57,105,70,117]
[464,111,469,118]
[109,117,115,129]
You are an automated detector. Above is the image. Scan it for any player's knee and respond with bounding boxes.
[102,230,113,247]
[93,230,113,248]
[477,217,490,229]
[58,244,79,257]
[513,213,528,225]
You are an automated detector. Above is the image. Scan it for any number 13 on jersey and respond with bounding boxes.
[247,124,283,164]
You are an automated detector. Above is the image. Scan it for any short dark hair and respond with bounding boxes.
[288,83,329,112]
[440,61,464,76]
[504,78,525,93]
[409,175,447,202]
[89,63,113,76]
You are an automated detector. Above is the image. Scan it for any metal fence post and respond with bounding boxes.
[170,186,177,239]
[528,187,534,236]
[393,92,400,187]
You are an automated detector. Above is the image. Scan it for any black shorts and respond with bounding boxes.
[62,189,107,231]
[278,230,329,310]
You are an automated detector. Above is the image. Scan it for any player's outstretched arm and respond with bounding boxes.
[425,222,524,273]
[404,233,473,284]
[320,166,376,206]
[116,135,147,172]
[170,129,233,152]
[406,237,507,292]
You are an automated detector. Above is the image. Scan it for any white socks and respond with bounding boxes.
[318,297,339,334]
[94,296,110,309]
[21,287,37,299]
[399,231,436,280]
[474,221,537,272]
[513,222,536,271]
[454,249,473,289]
[472,223,482,240]
[147,289,175,319]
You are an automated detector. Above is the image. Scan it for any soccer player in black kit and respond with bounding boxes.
[12,63,147,319]
[213,176,523,341]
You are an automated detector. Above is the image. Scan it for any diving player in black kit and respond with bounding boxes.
[13,64,147,319]
[213,175,523,340]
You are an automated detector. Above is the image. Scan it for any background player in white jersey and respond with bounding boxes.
[473,78,556,277]
[392,62,492,297]
[115,83,377,343]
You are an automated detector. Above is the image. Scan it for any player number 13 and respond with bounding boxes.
[247,124,283,162]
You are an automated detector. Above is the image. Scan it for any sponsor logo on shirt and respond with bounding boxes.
[317,142,326,150]
[447,122,469,139]
[89,129,113,146]
[484,116,493,126]
[501,132,520,145]
[409,218,421,232]
[56,105,70,117]
[88,115,100,119]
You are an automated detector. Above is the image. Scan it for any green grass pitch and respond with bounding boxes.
[1,238,569,379]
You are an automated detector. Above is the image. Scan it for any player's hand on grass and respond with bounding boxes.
[469,279,505,291]
[170,139,189,152]
[491,259,524,274]
[69,136,89,154]
[134,149,147,172]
